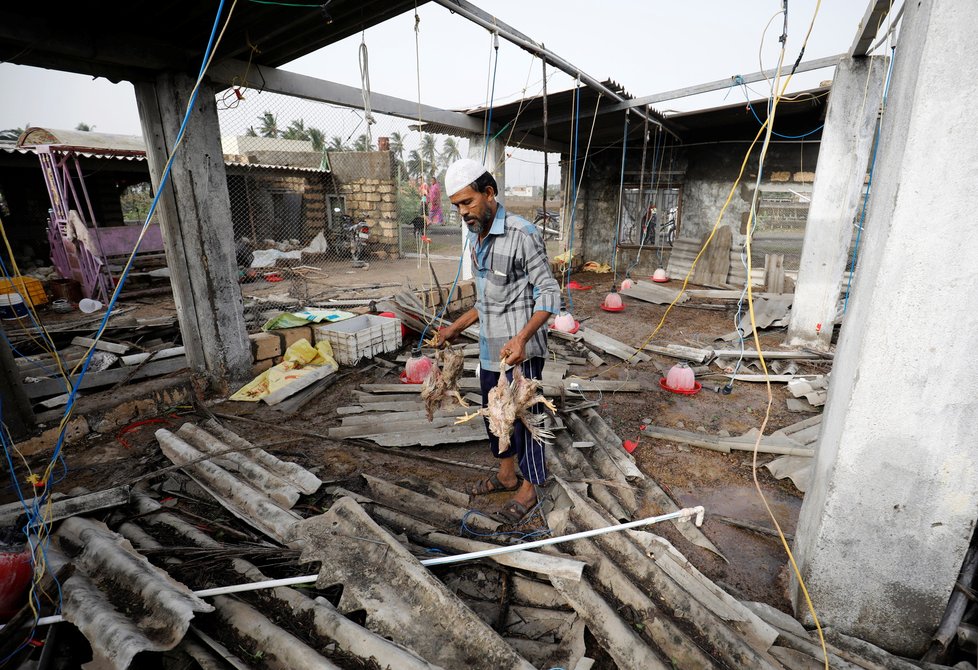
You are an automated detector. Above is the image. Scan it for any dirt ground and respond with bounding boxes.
[15,266,825,620]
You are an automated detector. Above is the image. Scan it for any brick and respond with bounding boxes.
[250,332,282,361]
[793,171,816,183]
[769,171,791,182]
[252,358,274,375]
[276,326,313,351]
[18,418,90,458]
[365,193,381,203]
[460,281,476,299]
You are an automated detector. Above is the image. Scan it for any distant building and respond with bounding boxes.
[504,185,534,198]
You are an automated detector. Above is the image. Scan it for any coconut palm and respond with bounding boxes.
[244,126,258,137]
[353,134,374,152]
[388,131,405,164]
[307,128,326,152]
[406,149,424,181]
[328,136,348,151]
[75,122,95,132]
[257,111,280,138]
[439,137,462,168]
[419,134,438,177]
[282,119,310,141]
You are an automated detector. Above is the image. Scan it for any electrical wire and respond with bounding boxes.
[610,116,628,286]
[2,1,239,646]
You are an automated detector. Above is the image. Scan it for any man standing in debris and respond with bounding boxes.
[435,158,561,523]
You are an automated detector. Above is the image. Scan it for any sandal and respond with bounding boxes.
[499,498,536,524]
[469,473,522,496]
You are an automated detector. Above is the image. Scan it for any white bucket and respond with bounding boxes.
[0,294,28,320]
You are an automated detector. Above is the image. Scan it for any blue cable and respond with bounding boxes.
[482,36,500,164]
[610,116,628,284]
[0,3,229,643]
[746,101,824,139]
[843,47,896,313]
[564,84,582,313]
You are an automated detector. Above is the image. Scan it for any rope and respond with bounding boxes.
[359,37,376,144]
[483,30,500,163]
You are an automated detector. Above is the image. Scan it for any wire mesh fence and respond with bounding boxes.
[215,89,476,328]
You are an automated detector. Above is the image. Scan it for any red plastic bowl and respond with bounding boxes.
[399,370,424,385]
[651,277,670,283]
[600,303,626,312]
[549,321,580,334]
[658,377,702,395]
[0,547,32,621]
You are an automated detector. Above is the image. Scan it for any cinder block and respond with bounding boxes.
[252,358,274,375]
[459,281,476,299]
[250,332,282,361]
[276,326,313,351]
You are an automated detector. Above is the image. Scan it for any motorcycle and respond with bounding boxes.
[533,207,561,240]
[660,207,678,246]
[334,208,371,266]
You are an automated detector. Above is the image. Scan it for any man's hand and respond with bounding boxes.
[500,335,527,366]
[432,325,457,349]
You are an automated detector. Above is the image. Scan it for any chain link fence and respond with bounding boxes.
[215,89,475,328]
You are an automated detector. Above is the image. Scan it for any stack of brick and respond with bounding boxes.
[249,326,316,374]
[415,279,477,315]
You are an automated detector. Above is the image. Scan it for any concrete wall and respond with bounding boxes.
[579,141,820,277]
[791,0,978,655]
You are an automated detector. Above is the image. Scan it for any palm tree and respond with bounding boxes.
[328,136,348,151]
[388,131,406,181]
[419,134,437,177]
[353,134,374,152]
[75,122,95,132]
[257,111,279,138]
[439,137,462,168]
[406,149,423,181]
[282,119,310,141]
[244,126,258,137]
[307,128,326,152]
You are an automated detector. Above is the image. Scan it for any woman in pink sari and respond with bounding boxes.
[427,176,443,225]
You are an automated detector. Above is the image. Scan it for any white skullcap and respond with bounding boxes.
[445,158,490,197]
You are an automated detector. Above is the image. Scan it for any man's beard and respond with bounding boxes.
[465,210,492,234]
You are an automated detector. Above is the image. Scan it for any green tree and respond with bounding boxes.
[388,131,406,180]
[75,122,95,132]
[419,134,437,177]
[406,149,423,181]
[282,119,310,141]
[307,128,326,152]
[328,136,348,151]
[257,111,279,138]
[439,137,461,168]
[353,134,374,152]
[244,126,258,137]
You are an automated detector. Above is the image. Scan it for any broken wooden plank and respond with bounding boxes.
[24,356,189,399]
[0,486,130,527]
[640,425,730,453]
[763,253,786,293]
[642,343,714,363]
[620,282,689,305]
[691,226,734,286]
[70,336,130,355]
[120,346,186,366]
[360,425,490,447]
[579,329,650,363]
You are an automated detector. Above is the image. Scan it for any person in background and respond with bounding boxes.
[435,158,561,523]
[428,175,443,225]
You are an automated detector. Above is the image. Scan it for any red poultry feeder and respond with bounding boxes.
[401,354,433,384]
[0,545,32,622]
[660,361,702,395]
[620,277,634,291]
[601,290,625,312]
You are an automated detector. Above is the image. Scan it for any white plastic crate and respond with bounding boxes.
[314,314,402,365]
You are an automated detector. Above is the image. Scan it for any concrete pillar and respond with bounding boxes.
[791,0,978,655]
[134,73,252,392]
[785,56,887,350]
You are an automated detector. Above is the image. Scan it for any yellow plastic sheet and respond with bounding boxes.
[230,338,338,402]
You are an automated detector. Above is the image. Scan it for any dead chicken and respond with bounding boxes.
[421,347,469,421]
[456,366,557,454]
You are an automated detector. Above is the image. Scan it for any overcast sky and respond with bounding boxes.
[0,1,888,185]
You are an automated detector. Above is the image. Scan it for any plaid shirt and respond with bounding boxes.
[468,205,560,371]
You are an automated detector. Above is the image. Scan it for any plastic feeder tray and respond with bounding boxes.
[658,377,702,395]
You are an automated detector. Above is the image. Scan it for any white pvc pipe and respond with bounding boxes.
[10,506,705,628]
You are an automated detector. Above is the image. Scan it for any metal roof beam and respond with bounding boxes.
[207,59,485,134]
[430,0,679,140]
[850,0,893,56]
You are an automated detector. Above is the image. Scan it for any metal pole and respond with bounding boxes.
[11,506,706,628]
